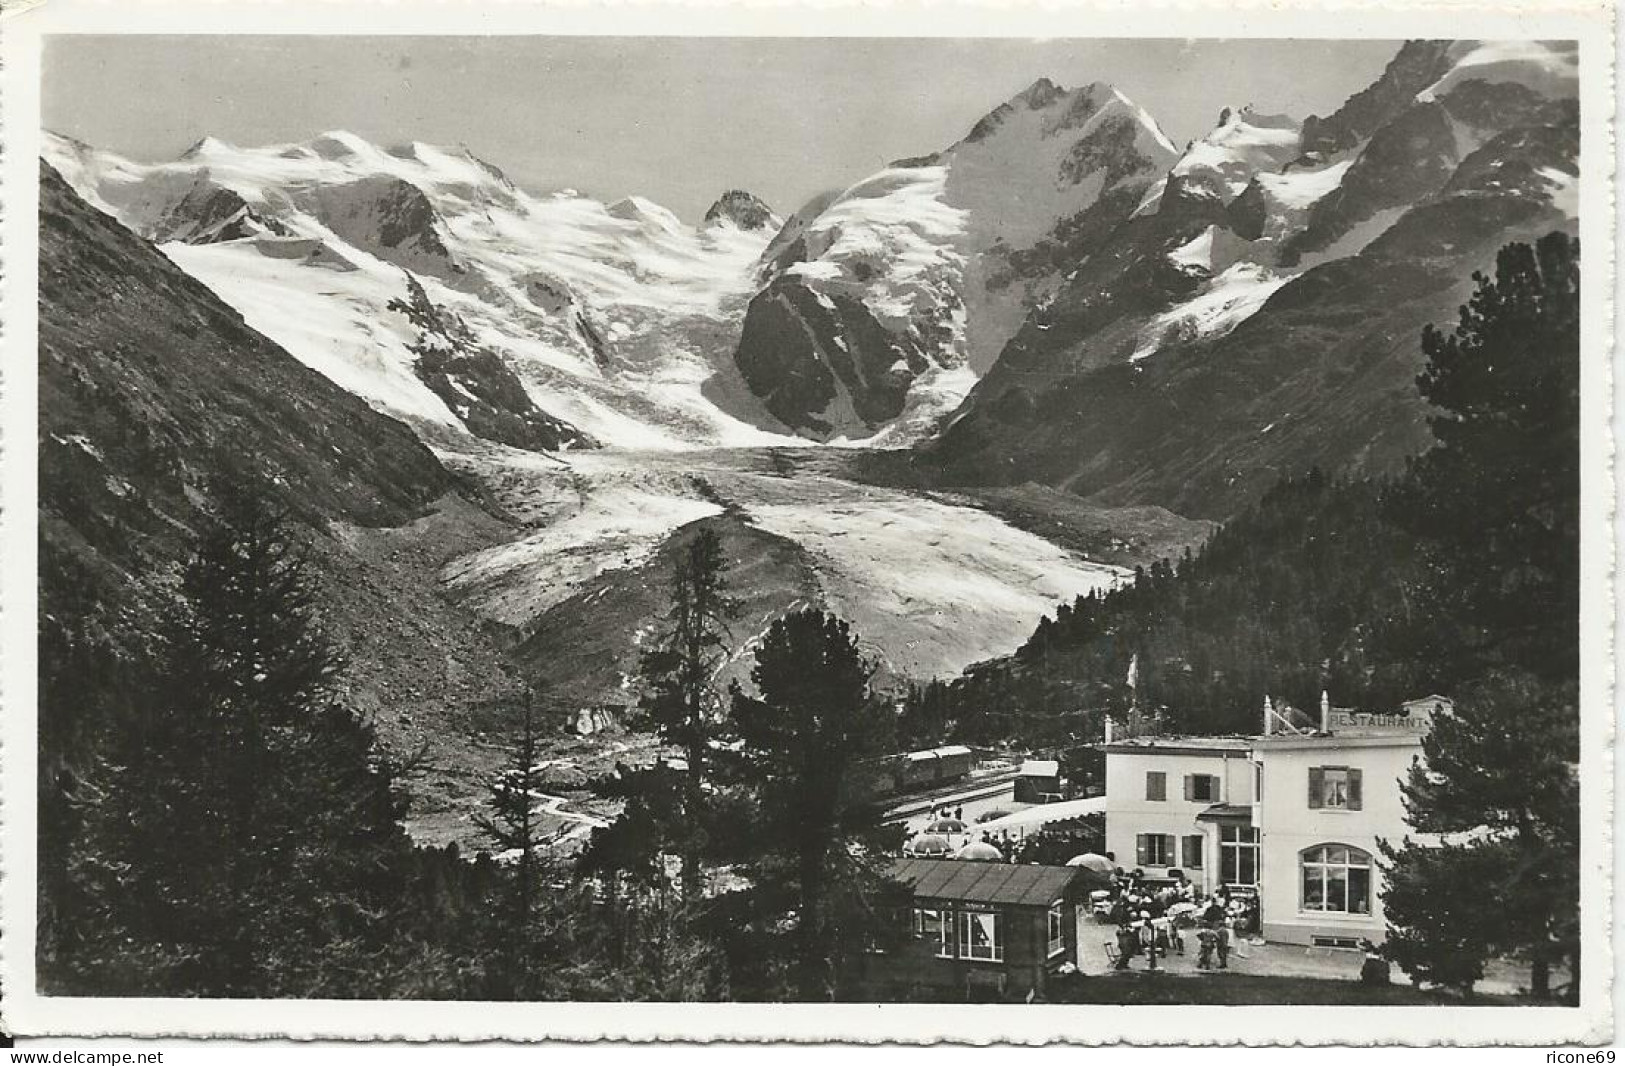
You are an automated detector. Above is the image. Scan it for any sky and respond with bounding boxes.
[44,36,1402,222]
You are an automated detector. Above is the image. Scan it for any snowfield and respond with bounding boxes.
[45,129,809,451]
[1132,262,1293,362]
[1135,108,1302,218]
[1416,40,1579,105]
[736,488,1124,678]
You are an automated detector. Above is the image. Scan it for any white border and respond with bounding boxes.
[1,0,1615,1044]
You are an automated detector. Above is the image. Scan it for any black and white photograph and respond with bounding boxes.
[1,0,1614,1048]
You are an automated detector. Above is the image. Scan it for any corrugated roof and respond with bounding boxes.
[887,858,1082,907]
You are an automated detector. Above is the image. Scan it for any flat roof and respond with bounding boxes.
[887,857,1082,907]
[1252,733,1424,750]
[1019,759,1060,776]
[1103,736,1254,757]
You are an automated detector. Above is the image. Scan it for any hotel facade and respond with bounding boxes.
[1102,695,1450,947]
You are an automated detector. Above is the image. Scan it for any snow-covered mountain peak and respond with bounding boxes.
[1417,39,1579,104]
[1136,106,1304,218]
[1014,76,1066,109]
[941,78,1178,255]
[956,78,1174,162]
[606,194,688,235]
[47,129,798,451]
[306,128,380,161]
[728,75,1183,436]
[704,189,780,232]
[178,134,236,160]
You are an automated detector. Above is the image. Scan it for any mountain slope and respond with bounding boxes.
[45,131,795,451]
[40,159,453,587]
[40,161,531,842]
[926,39,1579,518]
[732,79,1180,441]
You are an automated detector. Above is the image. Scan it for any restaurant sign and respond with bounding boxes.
[1329,709,1433,736]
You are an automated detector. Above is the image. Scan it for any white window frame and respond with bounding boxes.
[915,905,951,958]
[1046,901,1066,958]
[1322,767,1352,809]
[1138,832,1174,866]
[1300,844,1374,916]
[957,907,1004,962]
[1220,825,1260,887]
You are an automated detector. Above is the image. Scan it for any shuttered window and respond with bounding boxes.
[1309,767,1363,810]
[1146,771,1167,801]
[1184,773,1219,802]
[1136,833,1174,866]
[1182,834,1204,869]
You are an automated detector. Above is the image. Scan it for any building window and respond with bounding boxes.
[1308,766,1363,810]
[957,908,1003,961]
[1047,902,1066,957]
[1185,774,1219,802]
[1182,834,1204,869]
[1136,832,1174,867]
[1301,844,1373,915]
[914,906,951,958]
[1220,825,1260,886]
[1146,771,1167,801]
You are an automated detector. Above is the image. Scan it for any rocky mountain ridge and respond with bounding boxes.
[731,77,1181,440]
[923,38,1579,518]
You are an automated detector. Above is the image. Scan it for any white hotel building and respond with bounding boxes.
[1102,695,1451,947]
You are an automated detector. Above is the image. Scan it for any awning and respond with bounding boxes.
[1195,803,1253,823]
[974,795,1107,834]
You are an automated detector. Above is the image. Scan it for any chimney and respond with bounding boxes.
[1262,695,1273,736]
[1320,690,1331,734]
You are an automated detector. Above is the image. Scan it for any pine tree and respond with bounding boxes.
[729,609,904,1000]
[1390,232,1580,683]
[589,526,738,900]
[1380,673,1579,999]
[474,697,547,997]
[1378,234,1582,1002]
[62,479,420,996]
